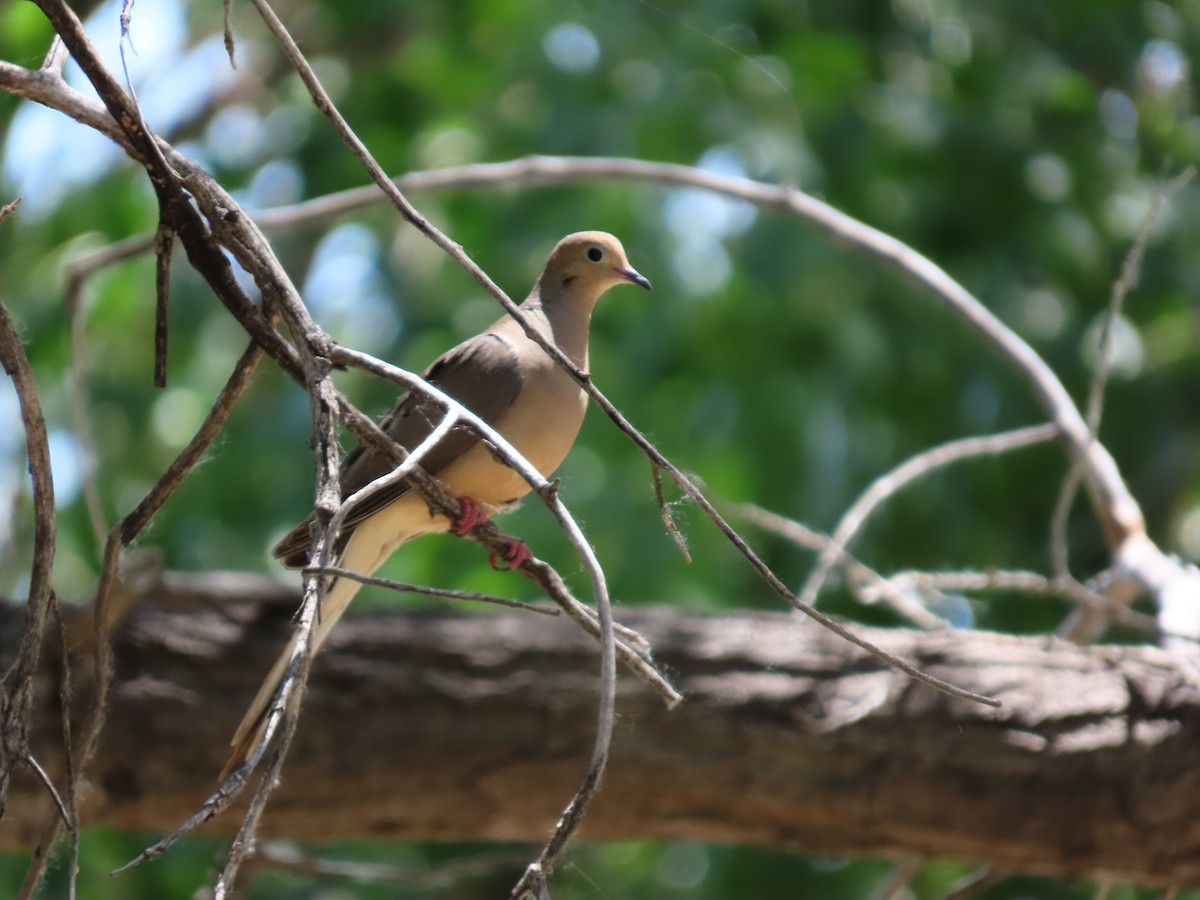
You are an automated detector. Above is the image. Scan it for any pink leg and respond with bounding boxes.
[451,495,488,536]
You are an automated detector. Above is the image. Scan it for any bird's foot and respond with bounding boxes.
[451,495,489,535]
[489,541,532,571]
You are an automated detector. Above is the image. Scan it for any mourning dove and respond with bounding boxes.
[223,231,651,776]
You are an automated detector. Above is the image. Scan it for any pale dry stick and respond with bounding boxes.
[734,502,948,629]
[310,565,660,661]
[885,568,1102,611]
[0,303,58,823]
[307,565,562,615]
[884,568,1179,642]
[1051,168,1195,568]
[244,0,517,313]
[368,156,1151,570]
[1049,167,1195,640]
[215,565,326,897]
[798,424,1059,611]
[240,0,1000,722]
[40,35,67,75]
[17,751,70,837]
[0,61,134,151]
[1088,167,1195,434]
[221,0,237,67]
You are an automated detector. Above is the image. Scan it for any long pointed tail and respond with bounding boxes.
[219,502,435,779]
[219,569,365,780]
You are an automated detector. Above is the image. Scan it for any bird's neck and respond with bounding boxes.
[522,293,594,369]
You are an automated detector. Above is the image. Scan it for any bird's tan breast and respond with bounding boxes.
[435,353,587,510]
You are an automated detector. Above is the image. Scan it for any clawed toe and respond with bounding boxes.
[451,496,488,536]
[489,541,532,571]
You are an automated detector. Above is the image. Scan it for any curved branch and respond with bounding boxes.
[1,49,1174,621]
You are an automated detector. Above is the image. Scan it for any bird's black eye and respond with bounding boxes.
[587,245,604,262]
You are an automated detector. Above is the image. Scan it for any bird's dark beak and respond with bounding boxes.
[615,265,652,291]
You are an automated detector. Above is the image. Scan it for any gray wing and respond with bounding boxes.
[273,332,524,567]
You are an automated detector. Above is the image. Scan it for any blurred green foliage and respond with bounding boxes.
[3,0,1200,896]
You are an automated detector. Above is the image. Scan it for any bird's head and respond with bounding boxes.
[538,231,652,307]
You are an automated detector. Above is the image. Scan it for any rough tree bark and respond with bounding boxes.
[4,568,1200,887]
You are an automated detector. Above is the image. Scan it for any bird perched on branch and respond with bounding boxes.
[222,231,652,776]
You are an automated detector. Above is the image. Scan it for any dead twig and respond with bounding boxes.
[0,301,58,825]
[653,464,692,564]
[734,502,949,629]
[304,565,562,615]
[798,424,1059,611]
[1050,166,1196,641]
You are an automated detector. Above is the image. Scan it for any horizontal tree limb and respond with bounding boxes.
[5,569,1200,888]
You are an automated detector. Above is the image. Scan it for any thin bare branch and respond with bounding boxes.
[734,502,949,629]
[18,751,70,835]
[1050,166,1196,640]
[305,565,562,615]
[123,340,265,540]
[0,301,57,820]
[222,0,237,68]
[653,464,692,564]
[1087,167,1194,434]
[40,36,67,75]
[799,424,1059,610]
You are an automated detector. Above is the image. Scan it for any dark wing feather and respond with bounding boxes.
[273,333,524,566]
